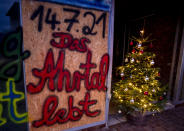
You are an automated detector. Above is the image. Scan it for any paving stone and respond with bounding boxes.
[86,106,184,131]
[107,116,121,126]
[153,126,166,131]
[101,127,113,131]
[143,126,153,131]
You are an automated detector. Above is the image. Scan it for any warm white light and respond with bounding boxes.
[140,30,144,34]
[124,88,128,92]
[145,76,149,81]
[150,60,155,65]
[130,99,134,104]
[120,72,124,77]
[125,58,128,62]
[130,58,135,63]
[152,89,156,92]
[138,43,142,48]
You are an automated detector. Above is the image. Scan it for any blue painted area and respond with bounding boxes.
[2,80,26,122]
[38,0,111,11]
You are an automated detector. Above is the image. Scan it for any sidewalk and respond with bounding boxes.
[85,105,184,131]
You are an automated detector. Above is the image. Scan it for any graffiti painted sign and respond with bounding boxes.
[22,0,110,130]
[0,28,29,130]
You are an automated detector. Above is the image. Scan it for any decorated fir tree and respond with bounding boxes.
[112,30,167,115]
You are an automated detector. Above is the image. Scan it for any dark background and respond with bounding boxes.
[113,0,182,85]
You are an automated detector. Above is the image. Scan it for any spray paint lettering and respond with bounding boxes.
[31,5,107,38]
[0,104,7,126]
[26,1,110,129]
[0,28,29,127]
[27,32,109,127]
[32,92,100,127]
[0,28,30,81]
[27,48,109,93]
[0,78,27,124]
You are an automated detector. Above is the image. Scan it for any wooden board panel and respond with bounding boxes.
[21,0,109,130]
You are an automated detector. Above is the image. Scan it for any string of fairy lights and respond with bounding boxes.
[112,30,167,114]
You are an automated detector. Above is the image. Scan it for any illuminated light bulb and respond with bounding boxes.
[149,103,152,106]
[130,58,135,63]
[118,96,121,99]
[124,88,128,92]
[139,90,142,93]
[145,76,149,81]
[163,92,167,95]
[120,100,123,102]
[144,104,147,108]
[150,60,155,65]
[140,30,144,34]
[118,110,122,114]
[129,83,133,86]
[120,72,124,77]
[141,99,144,102]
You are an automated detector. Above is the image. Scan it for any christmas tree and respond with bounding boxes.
[112,30,167,115]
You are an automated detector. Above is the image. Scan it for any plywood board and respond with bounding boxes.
[21,0,109,130]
